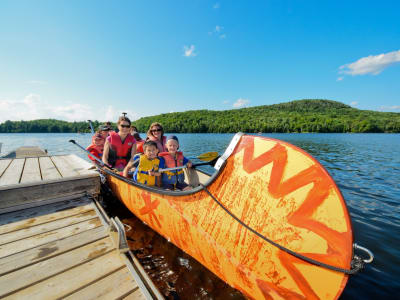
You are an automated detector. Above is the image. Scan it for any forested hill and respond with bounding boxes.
[133,99,400,133]
[1,99,399,133]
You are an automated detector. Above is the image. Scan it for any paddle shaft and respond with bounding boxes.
[87,120,95,134]
[158,158,219,172]
[69,139,112,169]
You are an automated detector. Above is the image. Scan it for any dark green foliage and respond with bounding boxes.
[132,99,400,133]
[0,119,114,133]
[1,99,399,133]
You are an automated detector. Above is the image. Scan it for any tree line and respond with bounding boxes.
[1,100,399,133]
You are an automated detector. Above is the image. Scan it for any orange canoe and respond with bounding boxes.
[106,133,355,299]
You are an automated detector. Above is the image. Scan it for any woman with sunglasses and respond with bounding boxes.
[102,116,137,170]
[145,122,167,153]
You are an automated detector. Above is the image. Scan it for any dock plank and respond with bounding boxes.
[123,288,147,300]
[5,251,125,300]
[0,176,99,211]
[0,158,25,186]
[39,156,61,180]
[0,159,12,178]
[20,158,42,184]
[0,226,108,276]
[0,217,102,259]
[0,209,97,245]
[15,146,47,158]
[0,237,114,297]
[64,268,139,300]
[65,154,97,176]
[51,155,80,178]
[0,196,91,227]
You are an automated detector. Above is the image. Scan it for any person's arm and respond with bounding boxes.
[102,140,110,166]
[130,143,137,159]
[123,155,140,177]
[122,160,133,177]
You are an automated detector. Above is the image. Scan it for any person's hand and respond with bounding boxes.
[187,161,192,168]
[149,170,161,176]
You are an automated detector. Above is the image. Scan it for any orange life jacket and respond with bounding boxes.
[136,140,145,153]
[159,152,185,185]
[108,131,135,169]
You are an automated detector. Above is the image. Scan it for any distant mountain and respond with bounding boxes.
[132,99,400,133]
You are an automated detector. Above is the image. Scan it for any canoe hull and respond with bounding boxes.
[107,134,353,299]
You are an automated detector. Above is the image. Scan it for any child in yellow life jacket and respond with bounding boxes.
[122,141,164,187]
[159,135,192,191]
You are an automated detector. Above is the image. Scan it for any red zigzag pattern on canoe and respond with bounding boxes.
[236,139,350,299]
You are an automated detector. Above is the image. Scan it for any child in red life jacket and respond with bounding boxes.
[123,141,165,187]
[159,135,192,191]
[86,125,111,162]
[86,133,105,162]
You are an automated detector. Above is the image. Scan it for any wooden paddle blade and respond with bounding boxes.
[196,152,219,162]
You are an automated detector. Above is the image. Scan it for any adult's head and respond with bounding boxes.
[117,115,131,137]
[98,124,111,138]
[147,122,164,140]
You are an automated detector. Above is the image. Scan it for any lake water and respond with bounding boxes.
[1,133,399,299]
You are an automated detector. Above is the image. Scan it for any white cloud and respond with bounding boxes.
[213,3,220,9]
[209,25,227,39]
[339,50,400,76]
[379,105,400,111]
[337,76,344,81]
[223,100,229,104]
[233,98,250,108]
[350,101,358,107]
[183,45,197,57]
[0,94,139,122]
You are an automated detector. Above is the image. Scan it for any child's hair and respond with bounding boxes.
[143,140,158,151]
[117,116,131,126]
[133,132,142,141]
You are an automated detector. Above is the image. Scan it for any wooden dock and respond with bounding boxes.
[0,149,163,299]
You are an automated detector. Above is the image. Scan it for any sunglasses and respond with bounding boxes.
[151,128,162,133]
[120,124,130,128]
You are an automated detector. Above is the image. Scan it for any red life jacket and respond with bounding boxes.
[136,140,145,153]
[86,144,102,162]
[108,131,135,169]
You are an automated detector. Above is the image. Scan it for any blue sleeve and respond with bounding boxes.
[183,156,189,165]
[158,157,165,169]
[132,154,140,167]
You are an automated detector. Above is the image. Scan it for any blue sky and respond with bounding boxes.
[1,0,399,122]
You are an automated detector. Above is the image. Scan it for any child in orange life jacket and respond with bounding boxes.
[123,141,165,187]
[159,135,192,191]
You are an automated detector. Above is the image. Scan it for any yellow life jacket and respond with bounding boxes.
[134,155,161,186]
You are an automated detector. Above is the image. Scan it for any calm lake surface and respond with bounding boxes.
[1,133,399,299]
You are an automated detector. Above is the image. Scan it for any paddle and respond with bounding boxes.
[87,120,95,134]
[158,154,220,173]
[189,151,219,162]
[69,139,113,170]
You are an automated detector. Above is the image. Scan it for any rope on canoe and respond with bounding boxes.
[200,184,365,275]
